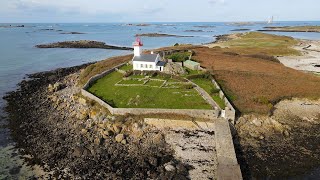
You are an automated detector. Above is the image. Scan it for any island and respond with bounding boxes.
[35,40,133,50]
[184,30,204,32]
[230,28,251,31]
[259,26,320,33]
[135,33,193,37]
[0,24,25,28]
[4,32,320,179]
[193,25,216,28]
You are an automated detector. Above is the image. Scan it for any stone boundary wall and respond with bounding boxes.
[215,119,243,180]
[211,79,236,123]
[81,63,219,119]
[81,89,218,119]
[83,63,127,89]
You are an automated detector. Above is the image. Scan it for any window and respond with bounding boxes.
[140,64,143,68]
[149,65,153,69]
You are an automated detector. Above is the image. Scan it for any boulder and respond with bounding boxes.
[78,98,87,105]
[164,163,176,172]
[115,134,125,143]
[48,84,54,93]
[53,82,64,92]
[252,118,262,127]
[112,124,122,134]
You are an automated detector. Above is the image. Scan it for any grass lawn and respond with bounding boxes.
[191,78,226,109]
[184,67,202,76]
[118,79,144,85]
[145,80,165,87]
[119,64,133,71]
[88,71,212,109]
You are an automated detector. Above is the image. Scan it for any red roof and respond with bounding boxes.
[133,37,143,46]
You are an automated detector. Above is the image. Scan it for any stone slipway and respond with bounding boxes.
[215,119,242,180]
[145,118,242,180]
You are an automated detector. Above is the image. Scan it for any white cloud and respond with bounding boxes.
[208,0,226,5]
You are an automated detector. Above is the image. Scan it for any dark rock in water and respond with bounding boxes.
[60,32,86,34]
[9,166,21,175]
[231,28,251,31]
[40,29,55,31]
[184,30,204,32]
[35,40,133,50]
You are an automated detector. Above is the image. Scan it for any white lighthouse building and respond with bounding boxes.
[132,38,165,71]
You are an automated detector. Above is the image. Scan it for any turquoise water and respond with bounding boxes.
[0,22,319,178]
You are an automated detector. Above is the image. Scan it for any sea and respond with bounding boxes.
[0,21,320,179]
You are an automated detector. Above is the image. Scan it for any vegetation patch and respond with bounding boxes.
[88,71,212,109]
[190,78,226,109]
[166,52,192,62]
[217,32,301,56]
[119,64,133,71]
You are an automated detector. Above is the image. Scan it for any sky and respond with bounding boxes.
[0,0,319,23]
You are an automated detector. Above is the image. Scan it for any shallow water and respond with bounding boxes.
[0,21,320,178]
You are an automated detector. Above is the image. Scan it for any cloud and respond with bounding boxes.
[208,0,226,5]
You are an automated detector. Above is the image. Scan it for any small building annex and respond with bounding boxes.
[132,38,166,72]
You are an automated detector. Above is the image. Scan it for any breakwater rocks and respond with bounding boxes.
[36,40,133,50]
[3,64,189,179]
[136,33,194,38]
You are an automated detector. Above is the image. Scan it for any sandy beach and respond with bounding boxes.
[278,40,320,73]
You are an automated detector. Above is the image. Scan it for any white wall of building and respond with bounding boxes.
[134,46,142,56]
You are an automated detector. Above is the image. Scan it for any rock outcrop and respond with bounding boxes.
[36,40,133,50]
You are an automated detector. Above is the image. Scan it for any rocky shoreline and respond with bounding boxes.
[258,26,320,33]
[36,40,133,50]
[3,64,190,179]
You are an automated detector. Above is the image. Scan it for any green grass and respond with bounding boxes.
[212,95,226,109]
[88,71,212,109]
[118,79,144,85]
[191,78,226,109]
[119,64,133,71]
[131,75,146,79]
[145,80,165,87]
[184,67,202,76]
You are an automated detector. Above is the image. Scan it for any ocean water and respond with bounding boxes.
[0,21,320,178]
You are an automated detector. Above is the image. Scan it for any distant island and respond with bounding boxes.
[60,32,86,34]
[259,26,320,33]
[36,40,133,50]
[0,24,26,28]
[230,28,251,31]
[184,30,204,32]
[135,33,193,37]
[193,25,216,28]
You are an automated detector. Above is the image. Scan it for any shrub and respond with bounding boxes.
[166,52,191,62]
[183,84,194,89]
[124,70,133,77]
[246,54,280,63]
[210,88,220,94]
[223,51,239,56]
[187,72,212,80]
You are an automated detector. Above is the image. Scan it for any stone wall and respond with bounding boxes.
[82,88,218,119]
[211,79,236,124]
[215,119,243,180]
[81,62,235,123]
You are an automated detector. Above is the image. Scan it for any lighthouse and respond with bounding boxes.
[133,37,143,56]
